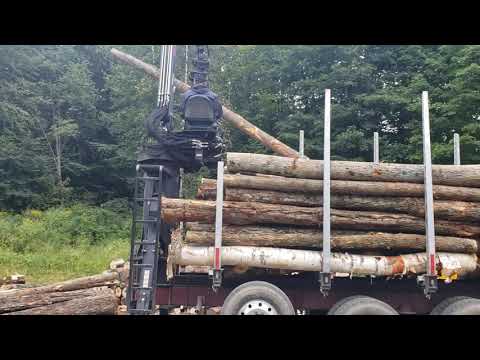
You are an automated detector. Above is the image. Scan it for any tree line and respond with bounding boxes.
[1,45,479,211]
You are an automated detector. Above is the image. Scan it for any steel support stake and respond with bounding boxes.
[212,161,224,291]
[421,91,438,298]
[373,132,379,164]
[320,89,332,295]
[454,133,461,165]
[299,130,305,158]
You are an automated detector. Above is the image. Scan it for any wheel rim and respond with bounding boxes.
[238,299,278,315]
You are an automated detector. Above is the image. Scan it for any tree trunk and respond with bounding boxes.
[161,197,480,239]
[199,187,480,222]
[0,272,120,299]
[0,288,110,314]
[199,174,480,202]
[168,243,480,279]
[5,291,119,315]
[184,223,479,254]
[226,153,480,187]
[110,48,300,158]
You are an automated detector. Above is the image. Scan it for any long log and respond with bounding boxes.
[226,153,480,187]
[0,288,109,314]
[110,48,299,158]
[184,223,479,254]
[161,197,480,238]
[0,272,120,299]
[199,174,480,202]
[5,291,119,315]
[199,186,480,222]
[168,243,480,279]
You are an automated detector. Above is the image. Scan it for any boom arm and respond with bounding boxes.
[127,45,224,314]
[190,45,210,86]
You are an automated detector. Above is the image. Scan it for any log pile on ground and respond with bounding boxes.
[165,152,480,280]
[0,259,129,315]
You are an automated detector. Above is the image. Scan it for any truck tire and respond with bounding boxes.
[328,296,372,315]
[440,298,480,315]
[220,281,295,315]
[430,296,472,315]
[328,296,398,315]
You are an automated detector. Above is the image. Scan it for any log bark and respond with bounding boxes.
[179,265,211,274]
[117,304,128,315]
[199,175,480,202]
[0,272,120,299]
[226,153,480,187]
[114,286,123,299]
[121,288,128,306]
[0,288,110,314]
[184,223,479,254]
[5,291,119,315]
[110,48,299,158]
[161,197,480,239]
[168,243,480,279]
[199,187,480,222]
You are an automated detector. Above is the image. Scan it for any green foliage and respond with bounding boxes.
[0,205,130,283]
[0,204,130,253]
[332,126,370,161]
[182,167,210,199]
[212,45,480,164]
[1,45,480,213]
[0,240,129,284]
[100,197,130,214]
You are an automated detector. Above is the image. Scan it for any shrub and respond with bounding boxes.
[0,203,131,252]
[100,198,131,214]
[0,203,131,283]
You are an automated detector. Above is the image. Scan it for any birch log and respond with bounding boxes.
[168,243,480,279]
[226,153,480,187]
[184,224,479,254]
[110,48,300,158]
[198,187,480,222]
[161,197,480,238]
[199,175,480,202]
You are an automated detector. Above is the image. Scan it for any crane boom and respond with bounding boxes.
[127,45,224,314]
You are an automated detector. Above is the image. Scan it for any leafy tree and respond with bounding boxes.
[1,45,479,212]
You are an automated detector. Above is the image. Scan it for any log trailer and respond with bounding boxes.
[120,46,480,315]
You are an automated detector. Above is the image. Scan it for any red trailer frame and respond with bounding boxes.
[156,274,480,314]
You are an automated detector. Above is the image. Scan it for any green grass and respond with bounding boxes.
[0,204,131,285]
[0,240,130,284]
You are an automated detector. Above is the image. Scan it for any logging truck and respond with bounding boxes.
[111,47,480,315]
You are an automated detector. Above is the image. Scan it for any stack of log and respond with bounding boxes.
[164,152,480,280]
[0,260,129,315]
